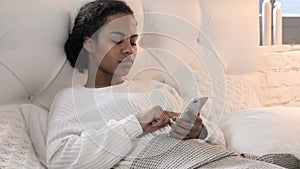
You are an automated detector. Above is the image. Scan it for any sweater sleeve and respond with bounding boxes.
[199,118,226,146]
[46,90,143,169]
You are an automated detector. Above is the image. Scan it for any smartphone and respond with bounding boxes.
[178,97,208,122]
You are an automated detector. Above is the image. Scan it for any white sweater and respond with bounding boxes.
[46,79,224,169]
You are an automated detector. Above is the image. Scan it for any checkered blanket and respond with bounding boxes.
[241,153,300,169]
[130,134,299,169]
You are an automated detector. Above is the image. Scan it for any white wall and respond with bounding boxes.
[258,50,300,106]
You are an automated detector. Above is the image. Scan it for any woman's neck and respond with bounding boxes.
[85,69,124,88]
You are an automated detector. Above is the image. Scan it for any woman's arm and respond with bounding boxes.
[46,89,143,169]
[47,114,142,169]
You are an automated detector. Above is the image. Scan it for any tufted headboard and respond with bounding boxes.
[0,0,260,110]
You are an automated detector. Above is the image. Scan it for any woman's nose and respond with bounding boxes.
[121,38,134,54]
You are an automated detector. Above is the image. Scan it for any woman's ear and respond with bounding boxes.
[83,37,96,53]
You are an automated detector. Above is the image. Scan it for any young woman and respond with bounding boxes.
[46,0,224,168]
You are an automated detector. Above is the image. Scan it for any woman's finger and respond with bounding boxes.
[194,115,203,126]
[151,117,166,127]
[185,109,198,122]
[165,111,180,118]
[169,129,186,140]
[172,123,190,136]
[152,111,171,127]
[175,118,194,131]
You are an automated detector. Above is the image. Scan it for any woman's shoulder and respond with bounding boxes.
[52,85,87,102]
[49,85,91,115]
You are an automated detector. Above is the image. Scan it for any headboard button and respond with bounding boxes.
[28,96,35,101]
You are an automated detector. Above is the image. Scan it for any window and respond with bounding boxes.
[259,0,300,15]
[280,0,300,15]
[259,0,300,45]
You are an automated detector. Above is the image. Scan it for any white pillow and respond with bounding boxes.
[220,107,300,158]
[164,66,261,116]
[0,105,45,168]
[21,104,48,166]
[222,74,261,114]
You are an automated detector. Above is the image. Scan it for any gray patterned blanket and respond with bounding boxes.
[130,134,299,169]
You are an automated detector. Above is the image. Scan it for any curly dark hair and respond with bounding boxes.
[65,0,134,72]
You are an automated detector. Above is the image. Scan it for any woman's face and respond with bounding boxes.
[86,13,138,79]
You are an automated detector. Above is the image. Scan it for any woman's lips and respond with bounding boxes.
[121,60,133,67]
[119,55,134,67]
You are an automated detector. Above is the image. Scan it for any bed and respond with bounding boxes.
[0,0,300,168]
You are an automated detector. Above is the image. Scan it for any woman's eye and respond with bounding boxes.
[112,40,123,44]
[130,41,137,46]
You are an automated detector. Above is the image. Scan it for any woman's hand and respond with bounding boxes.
[169,109,203,140]
[136,106,179,133]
